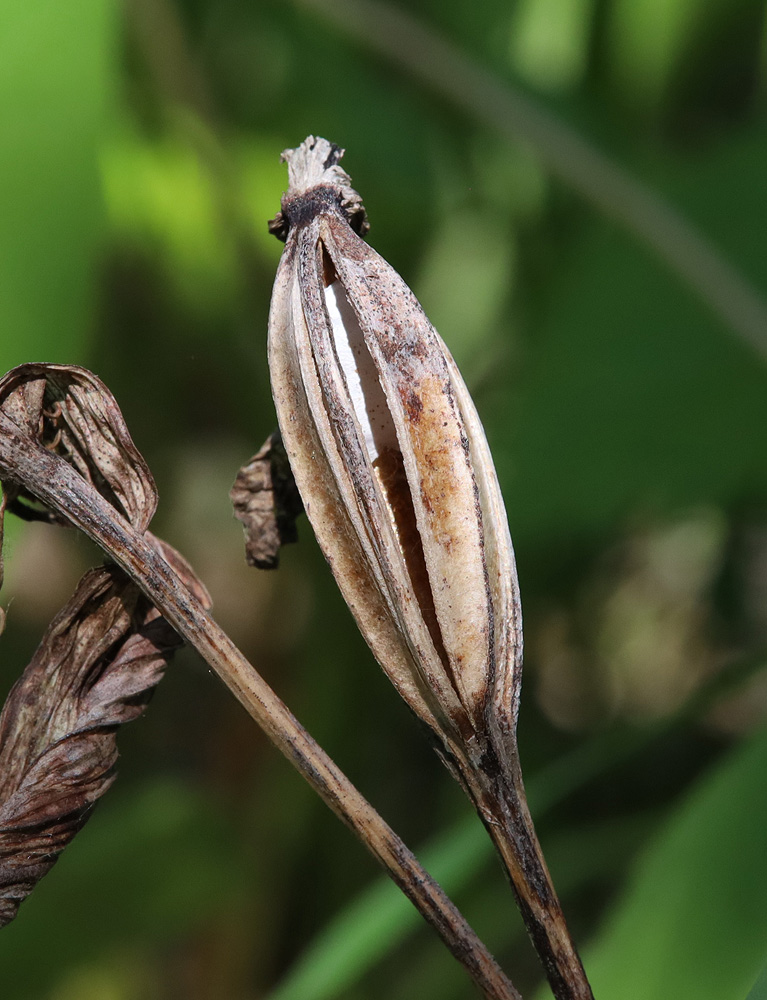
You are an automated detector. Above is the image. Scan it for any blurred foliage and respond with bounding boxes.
[2,0,767,998]
[539,725,767,999]
[748,961,767,1000]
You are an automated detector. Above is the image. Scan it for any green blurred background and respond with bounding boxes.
[3,0,767,998]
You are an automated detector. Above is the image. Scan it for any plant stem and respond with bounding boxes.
[465,760,594,1000]
[0,417,521,1000]
[298,0,767,365]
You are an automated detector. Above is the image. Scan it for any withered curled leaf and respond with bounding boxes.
[0,565,183,927]
[268,136,522,768]
[0,363,212,608]
[0,362,211,927]
[0,363,157,530]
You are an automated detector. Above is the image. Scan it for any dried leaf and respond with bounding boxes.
[0,364,157,530]
[230,431,303,569]
[0,568,169,925]
[0,363,212,926]
[0,363,211,610]
[0,542,208,928]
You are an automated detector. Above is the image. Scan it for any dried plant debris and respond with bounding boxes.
[0,362,211,927]
[0,363,518,999]
[231,431,303,569]
[0,566,178,926]
[0,363,211,608]
[0,363,157,530]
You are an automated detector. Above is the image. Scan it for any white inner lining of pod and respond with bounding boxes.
[324,279,398,464]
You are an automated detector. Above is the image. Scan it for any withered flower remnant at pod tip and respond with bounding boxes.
[267,135,522,776]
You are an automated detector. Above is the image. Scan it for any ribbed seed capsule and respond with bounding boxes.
[267,138,595,1000]
[267,136,522,764]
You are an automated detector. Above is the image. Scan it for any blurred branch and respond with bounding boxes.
[124,0,217,126]
[123,0,269,372]
[297,0,767,364]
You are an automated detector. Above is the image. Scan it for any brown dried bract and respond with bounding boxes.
[230,431,303,569]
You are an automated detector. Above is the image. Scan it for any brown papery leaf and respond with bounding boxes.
[0,554,201,928]
[0,364,157,530]
[230,431,303,569]
[0,363,211,926]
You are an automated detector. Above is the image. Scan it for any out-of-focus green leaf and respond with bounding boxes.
[415,209,515,379]
[495,124,767,546]
[606,0,753,109]
[235,136,295,263]
[101,127,289,312]
[0,778,248,1000]
[394,810,661,1000]
[267,815,487,1000]
[608,0,702,105]
[535,725,767,1000]
[468,138,548,223]
[0,0,115,370]
[266,724,663,1000]
[746,961,767,1000]
[102,127,238,311]
[509,0,596,91]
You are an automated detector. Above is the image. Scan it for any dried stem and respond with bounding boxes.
[297,0,767,365]
[464,763,593,1000]
[0,411,520,1000]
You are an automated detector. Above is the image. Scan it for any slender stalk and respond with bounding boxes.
[0,418,521,1000]
[297,0,767,365]
[464,761,593,1000]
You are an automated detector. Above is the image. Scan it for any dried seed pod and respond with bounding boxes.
[267,137,522,768]
[268,140,595,1000]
